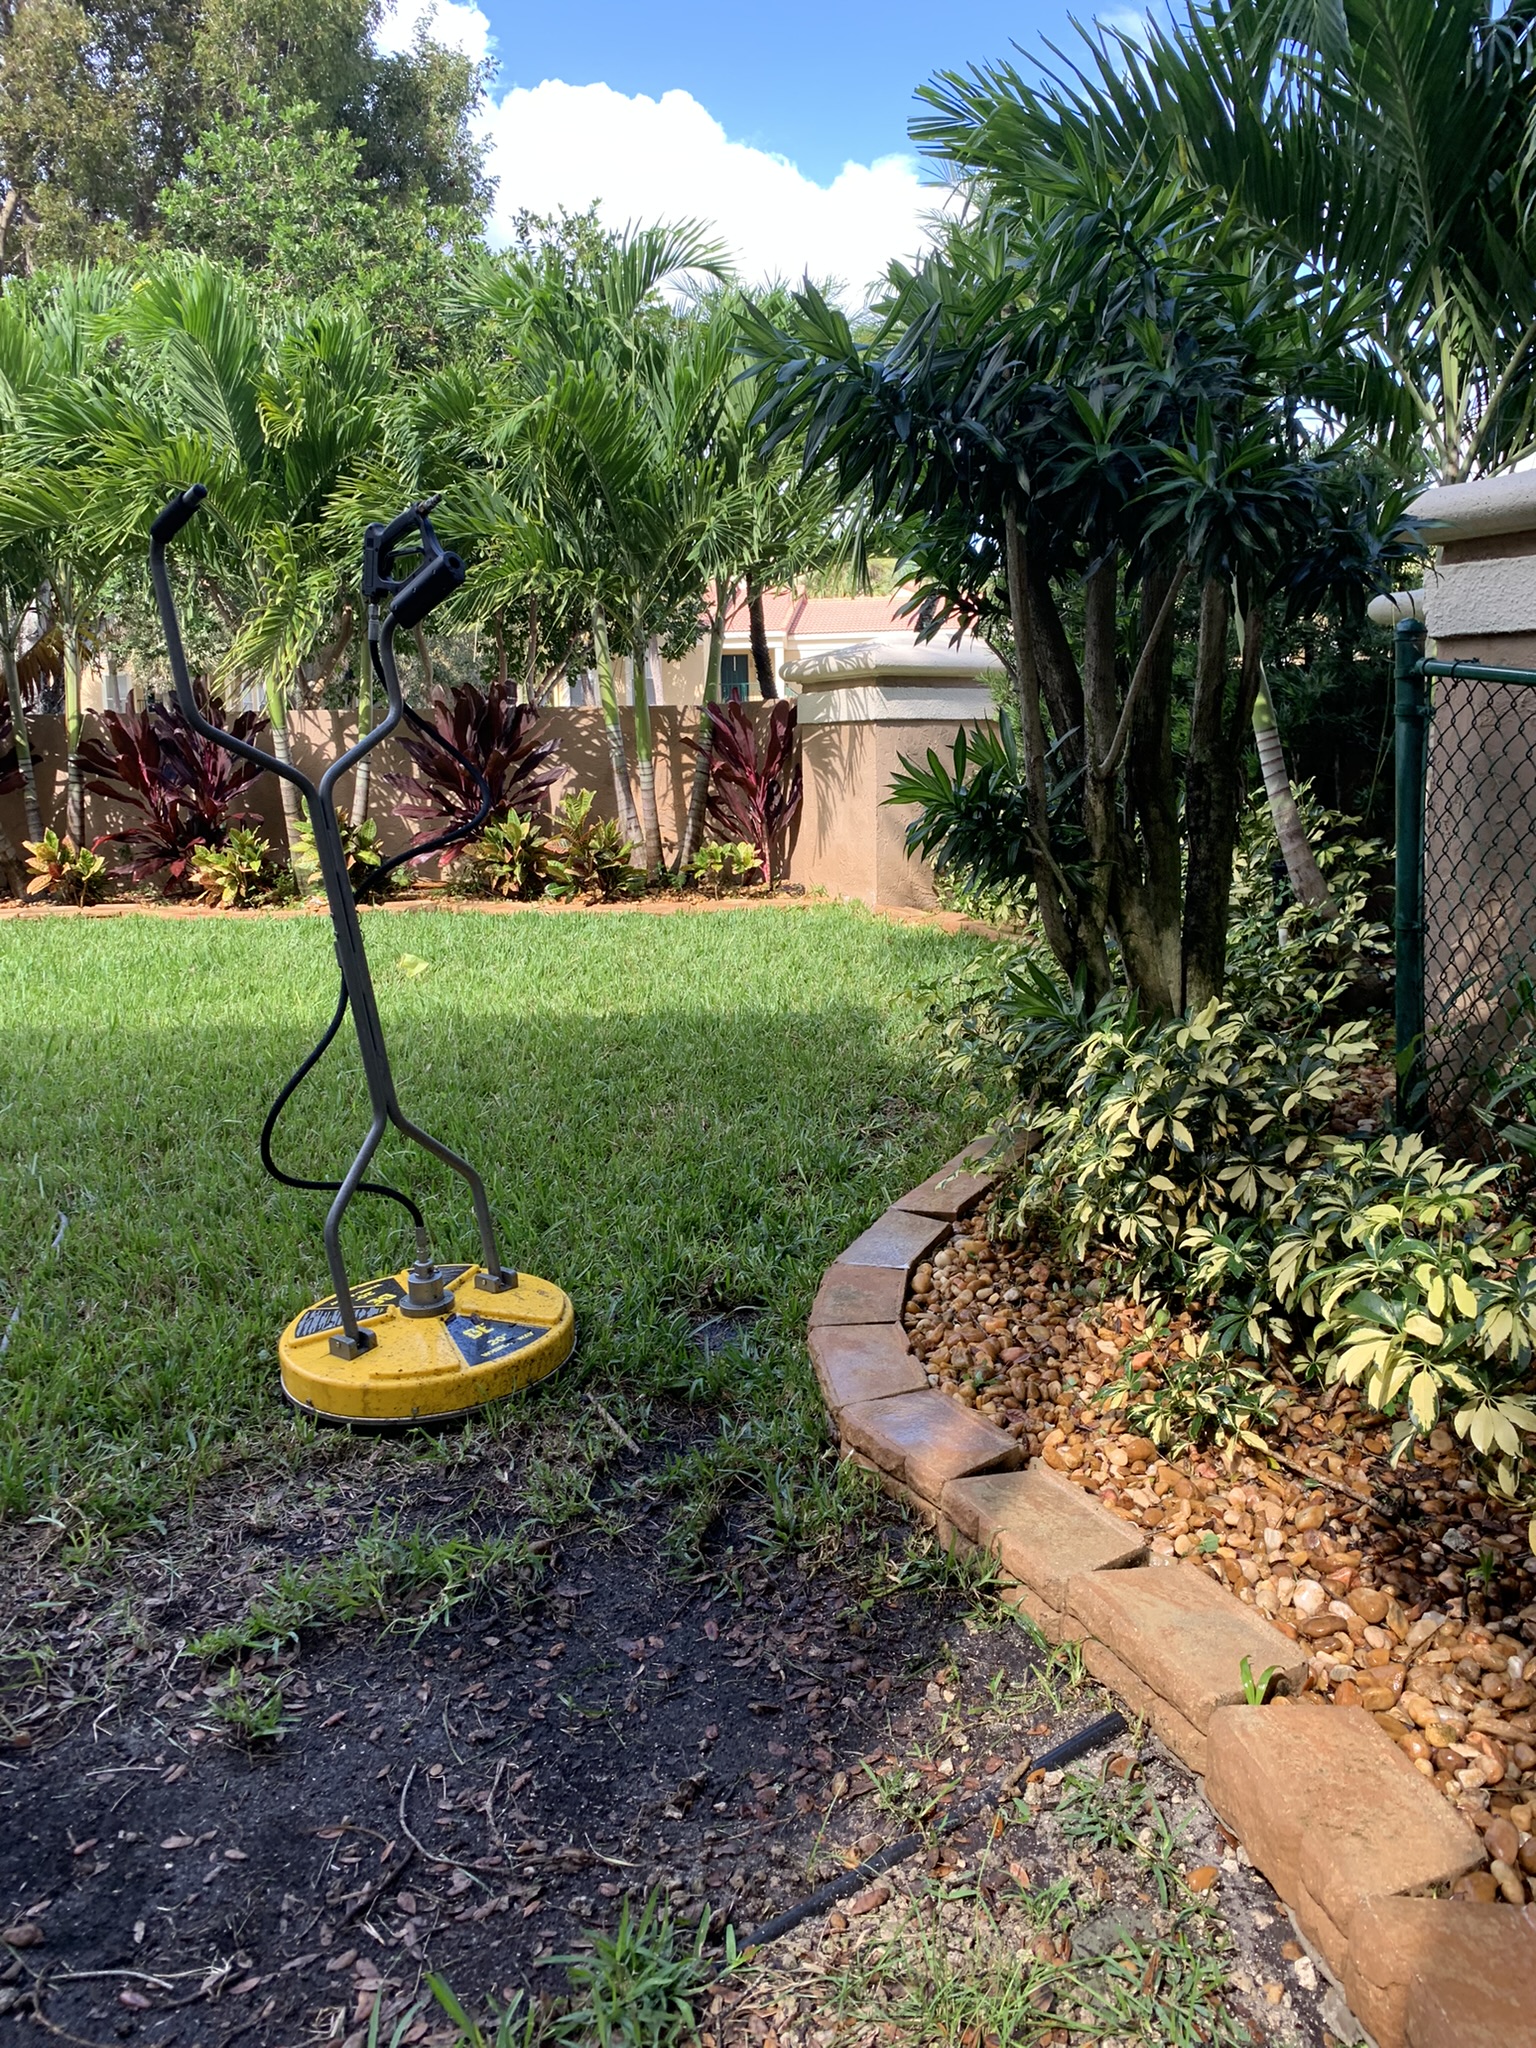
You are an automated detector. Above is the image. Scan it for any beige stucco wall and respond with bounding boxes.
[2,699,997,909]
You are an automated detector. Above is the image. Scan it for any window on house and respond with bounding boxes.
[720,653,750,701]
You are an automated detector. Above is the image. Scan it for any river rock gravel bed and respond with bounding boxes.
[906,1209,1536,1906]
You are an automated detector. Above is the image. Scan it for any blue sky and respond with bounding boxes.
[379,1,1133,296]
[476,2,1083,185]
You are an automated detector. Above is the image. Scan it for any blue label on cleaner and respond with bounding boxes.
[446,1314,547,1367]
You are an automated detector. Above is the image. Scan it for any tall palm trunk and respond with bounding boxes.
[266,675,305,859]
[1,597,42,843]
[677,599,725,872]
[349,649,374,829]
[746,574,777,698]
[1236,601,1332,909]
[63,625,85,845]
[630,627,664,873]
[592,606,640,845]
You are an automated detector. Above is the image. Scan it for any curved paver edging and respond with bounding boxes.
[810,1141,1536,2048]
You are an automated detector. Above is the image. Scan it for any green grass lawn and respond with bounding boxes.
[0,904,984,1528]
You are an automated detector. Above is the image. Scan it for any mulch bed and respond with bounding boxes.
[905,1212,1536,1912]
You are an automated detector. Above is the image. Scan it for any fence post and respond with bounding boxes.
[1394,618,1429,1127]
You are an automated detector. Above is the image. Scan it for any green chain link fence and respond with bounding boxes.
[1395,618,1536,1140]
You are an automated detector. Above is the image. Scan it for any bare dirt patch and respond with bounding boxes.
[3,1424,1342,2047]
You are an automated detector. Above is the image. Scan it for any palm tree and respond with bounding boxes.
[917,0,1536,484]
[450,223,732,863]
[0,269,130,843]
[38,261,389,853]
[911,0,1523,901]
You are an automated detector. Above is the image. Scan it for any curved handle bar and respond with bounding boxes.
[149,484,320,806]
[150,484,414,812]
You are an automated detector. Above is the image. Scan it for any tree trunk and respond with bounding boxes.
[493,612,510,701]
[1182,586,1266,1010]
[746,577,777,698]
[630,629,664,874]
[349,648,373,829]
[63,627,84,845]
[1249,659,1333,908]
[266,676,304,858]
[1077,554,1123,970]
[2,608,43,843]
[521,598,537,707]
[1123,562,1183,1010]
[677,599,725,872]
[592,607,640,845]
[410,625,434,699]
[1002,504,1112,999]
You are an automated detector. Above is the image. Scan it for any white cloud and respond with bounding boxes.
[375,0,492,64]
[481,81,935,303]
[374,6,938,301]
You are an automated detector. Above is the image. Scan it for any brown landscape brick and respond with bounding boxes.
[809,1324,926,1416]
[1345,1897,1522,2048]
[892,1142,996,1219]
[1080,1634,1208,1774]
[809,1263,909,1328]
[834,1209,950,1271]
[839,1390,1021,1497]
[1205,1702,1482,1986]
[940,1464,1147,1608]
[1067,1562,1306,1730]
[1404,1897,1536,2048]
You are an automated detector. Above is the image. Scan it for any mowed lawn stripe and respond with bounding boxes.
[0,903,984,1523]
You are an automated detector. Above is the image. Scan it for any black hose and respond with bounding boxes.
[739,1709,1127,1952]
[256,656,498,1236]
[259,982,424,1228]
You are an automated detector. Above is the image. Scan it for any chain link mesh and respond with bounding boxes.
[1423,668,1536,1138]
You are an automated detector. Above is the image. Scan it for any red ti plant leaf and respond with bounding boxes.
[386,679,558,866]
[690,700,803,889]
[75,688,267,891]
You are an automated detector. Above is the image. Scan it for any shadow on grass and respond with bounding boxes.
[0,907,983,1523]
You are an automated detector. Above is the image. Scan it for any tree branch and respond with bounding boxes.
[1095,560,1189,783]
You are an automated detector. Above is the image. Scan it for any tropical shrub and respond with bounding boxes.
[999,995,1378,1267]
[189,827,296,909]
[74,691,267,892]
[545,789,642,901]
[691,701,802,889]
[1221,795,1391,1028]
[462,812,557,900]
[890,715,1083,917]
[689,840,758,894]
[291,812,401,901]
[390,681,558,854]
[23,829,111,906]
[970,962,1536,1510]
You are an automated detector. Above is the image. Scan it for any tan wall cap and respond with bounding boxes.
[1366,590,1426,627]
[1412,469,1536,543]
[784,638,1004,687]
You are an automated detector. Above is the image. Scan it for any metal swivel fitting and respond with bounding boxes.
[398,1229,454,1318]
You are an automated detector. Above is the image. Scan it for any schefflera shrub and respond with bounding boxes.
[971,972,1536,1533]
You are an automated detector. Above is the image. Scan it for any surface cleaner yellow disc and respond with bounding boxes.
[278,1265,575,1424]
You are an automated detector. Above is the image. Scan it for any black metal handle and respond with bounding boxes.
[149,482,207,547]
[148,483,318,805]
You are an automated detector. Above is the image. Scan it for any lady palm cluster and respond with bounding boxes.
[0,230,838,874]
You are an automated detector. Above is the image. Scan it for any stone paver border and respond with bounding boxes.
[811,1140,1536,2048]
